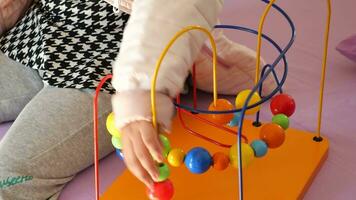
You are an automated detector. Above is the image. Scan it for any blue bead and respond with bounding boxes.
[251,140,268,157]
[115,149,124,160]
[228,112,242,127]
[184,147,212,174]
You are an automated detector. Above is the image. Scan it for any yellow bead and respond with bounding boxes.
[106,112,121,138]
[111,136,123,149]
[235,90,261,115]
[229,143,254,168]
[167,148,185,167]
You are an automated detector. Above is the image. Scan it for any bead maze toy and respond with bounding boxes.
[93,0,332,199]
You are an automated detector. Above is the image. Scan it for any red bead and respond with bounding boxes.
[147,179,174,200]
[270,94,296,117]
[212,152,230,170]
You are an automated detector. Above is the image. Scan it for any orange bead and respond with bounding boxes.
[208,99,234,125]
[259,123,285,148]
[212,152,230,171]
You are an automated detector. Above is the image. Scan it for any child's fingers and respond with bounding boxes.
[122,137,154,188]
[140,122,165,163]
[133,136,160,182]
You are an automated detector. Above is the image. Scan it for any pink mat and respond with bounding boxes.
[219,0,356,199]
[0,122,11,140]
[1,0,356,199]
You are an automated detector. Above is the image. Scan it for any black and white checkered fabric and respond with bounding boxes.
[0,0,129,93]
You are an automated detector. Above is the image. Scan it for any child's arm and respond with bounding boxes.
[0,0,33,35]
[103,0,132,14]
[111,0,223,188]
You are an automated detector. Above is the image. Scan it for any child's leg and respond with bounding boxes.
[0,52,43,123]
[0,86,113,200]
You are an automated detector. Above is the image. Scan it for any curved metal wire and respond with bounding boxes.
[235,1,296,199]
[173,26,294,114]
[173,1,296,200]
[173,1,295,114]
[92,1,296,200]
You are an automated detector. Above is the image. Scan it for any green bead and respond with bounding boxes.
[159,134,171,157]
[272,114,289,130]
[111,136,123,149]
[158,163,170,182]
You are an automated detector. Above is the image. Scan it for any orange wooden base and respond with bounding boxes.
[102,113,329,200]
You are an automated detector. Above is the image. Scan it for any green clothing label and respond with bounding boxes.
[0,176,33,189]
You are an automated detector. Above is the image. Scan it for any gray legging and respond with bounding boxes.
[0,52,114,200]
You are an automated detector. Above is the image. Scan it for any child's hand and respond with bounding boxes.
[112,90,174,188]
[121,120,165,188]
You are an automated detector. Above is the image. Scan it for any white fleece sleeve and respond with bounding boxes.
[112,0,224,98]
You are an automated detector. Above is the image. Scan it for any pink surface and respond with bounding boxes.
[1,0,356,199]
[0,122,11,140]
[337,34,356,62]
[59,154,125,200]
[219,0,356,199]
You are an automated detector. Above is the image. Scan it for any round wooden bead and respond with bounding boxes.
[228,112,242,127]
[184,147,212,174]
[115,149,124,160]
[229,143,254,168]
[157,163,170,182]
[208,99,234,125]
[147,179,174,200]
[250,140,268,157]
[270,94,296,117]
[272,114,290,129]
[235,90,261,115]
[106,112,121,138]
[159,134,171,157]
[259,123,285,148]
[212,152,230,170]
[167,148,185,167]
[111,136,122,149]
